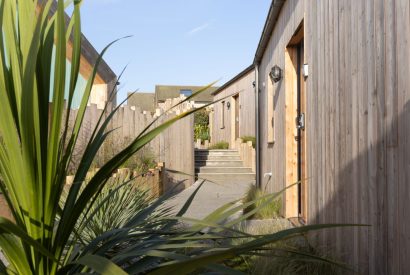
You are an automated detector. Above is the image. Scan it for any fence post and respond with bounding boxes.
[158,162,165,196]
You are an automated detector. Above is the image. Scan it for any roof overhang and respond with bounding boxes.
[253,0,286,65]
[212,65,254,96]
[39,0,117,83]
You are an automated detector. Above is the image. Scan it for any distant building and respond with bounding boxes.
[127,92,156,113]
[155,85,217,108]
[127,85,218,113]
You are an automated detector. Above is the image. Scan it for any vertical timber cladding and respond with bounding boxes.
[258,0,410,273]
[212,68,255,147]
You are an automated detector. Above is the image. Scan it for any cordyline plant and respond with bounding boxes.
[0,0,360,274]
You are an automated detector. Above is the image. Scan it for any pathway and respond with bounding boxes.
[165,149,255,219]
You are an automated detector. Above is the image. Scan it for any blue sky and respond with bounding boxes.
[79,0,272,102]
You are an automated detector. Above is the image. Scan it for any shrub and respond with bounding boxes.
[121,146,157,174]
[230,222,346,275]
[243,185,282,219]
[62,173,154,245]
[194,109,209,126]
[194,124,210,141]
[194,109,210,141]
[241,135,256,148]
[209,141,229,149]
[251,239,345,275]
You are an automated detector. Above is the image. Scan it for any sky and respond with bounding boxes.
[79,0,272,102]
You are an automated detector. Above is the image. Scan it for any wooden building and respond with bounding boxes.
[127,92,156,113]
[155,85,218,108]
[44,0,117,109]
[254,0,410,273]
[68,27,117,109]
[211,66,255,147]
[127,85,218,114]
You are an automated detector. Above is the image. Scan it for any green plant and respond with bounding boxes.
[243,185,282,219]
[122,146,156,174]
[251,239,344,275]
[0,1,360,274]
[0,1,233,273]
[209,141,229,149]
[194,124,210,141]
[194,109,209,126]
[194,109,210,141]
[230,221,346,275]
[241,135,256,148]
[62,173,154,245]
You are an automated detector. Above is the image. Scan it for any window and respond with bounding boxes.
[267,76,275,143]
[180,89,193,97]
[220,101,225,129]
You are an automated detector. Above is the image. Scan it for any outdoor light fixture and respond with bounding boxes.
[227,102,231,110]
[270,65,282,83]
[302,63,309,78]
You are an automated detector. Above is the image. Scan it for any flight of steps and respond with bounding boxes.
[195,149,255,183]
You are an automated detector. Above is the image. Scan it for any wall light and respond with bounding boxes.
[269,65,282,83]
[302,63,309,78]
[227,102,231,110]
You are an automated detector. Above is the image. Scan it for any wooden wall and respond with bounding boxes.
[68,101,195,190]
[212,69,255,147]
[258,0,410,273]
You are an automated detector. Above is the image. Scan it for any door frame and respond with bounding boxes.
[284,21,308,222]
[230,94,240,147]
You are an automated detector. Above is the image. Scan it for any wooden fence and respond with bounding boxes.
[233,139,256,173]
[68,98,195,192]
[0,99,195,219]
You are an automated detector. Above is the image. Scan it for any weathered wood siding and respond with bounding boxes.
[212,69,255,147]
[258,0,410,273]
[68,102,195,190]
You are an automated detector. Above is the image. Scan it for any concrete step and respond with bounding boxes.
[195,160,243,167]
[196,167,254,173]
[197,173,255,182]
[195,155,241,161]
[195,150,239,157]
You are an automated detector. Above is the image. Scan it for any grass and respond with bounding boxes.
[243,185,282,219]
[209,141,229,149]
[231,221,346,275]
[241,136,256,148]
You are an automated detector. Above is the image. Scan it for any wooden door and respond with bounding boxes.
[285,22,307,221]
[234,95,240,140]
[297,43,307,221]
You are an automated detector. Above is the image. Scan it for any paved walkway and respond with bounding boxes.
[165,179,255,220]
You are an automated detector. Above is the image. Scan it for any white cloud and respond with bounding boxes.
[187,22,212,36]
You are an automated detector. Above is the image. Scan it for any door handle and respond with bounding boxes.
[296,113,305,130]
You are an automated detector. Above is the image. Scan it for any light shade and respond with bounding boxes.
[269,65,282,83]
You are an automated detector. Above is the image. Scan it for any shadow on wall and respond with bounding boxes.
[309,101,410,274]
[163,171,193,195]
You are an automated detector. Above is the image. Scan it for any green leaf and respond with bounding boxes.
[76,254,128,275]
[149,224,367,275]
